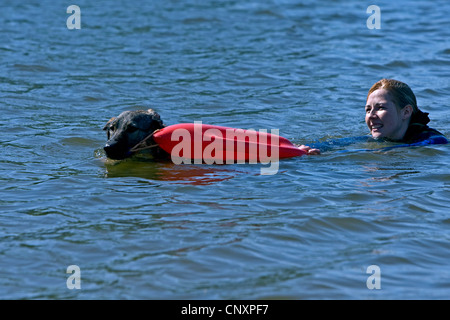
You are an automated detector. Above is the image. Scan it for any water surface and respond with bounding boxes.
[1,0,449,299]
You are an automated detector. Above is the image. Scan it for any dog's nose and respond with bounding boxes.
[103,143,113,154]
[104,142,129,160]
[104,143,120,159]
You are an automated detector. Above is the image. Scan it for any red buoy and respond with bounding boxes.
[152,123,306,164]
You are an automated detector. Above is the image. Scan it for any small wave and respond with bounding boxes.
[13,64,58,73]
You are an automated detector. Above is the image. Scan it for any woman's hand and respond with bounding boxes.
[298,145,321,155]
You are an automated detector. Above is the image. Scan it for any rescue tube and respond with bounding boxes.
[152,123,306,163]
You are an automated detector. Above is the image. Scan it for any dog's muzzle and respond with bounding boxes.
[104,140,131,160]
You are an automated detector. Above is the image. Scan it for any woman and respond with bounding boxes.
[300,79,447,155]
[365,78,447,143]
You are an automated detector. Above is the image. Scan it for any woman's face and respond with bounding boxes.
[365,89,410,140]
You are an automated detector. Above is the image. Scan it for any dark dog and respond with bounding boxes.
[103,109,168,160]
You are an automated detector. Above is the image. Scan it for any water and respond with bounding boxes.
[1,0,449,300]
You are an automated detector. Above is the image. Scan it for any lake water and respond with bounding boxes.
[1,0,449,300]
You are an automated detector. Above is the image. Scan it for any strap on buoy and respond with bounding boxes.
[129,129,161,153]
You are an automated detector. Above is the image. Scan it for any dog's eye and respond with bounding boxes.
[127,125,138,133]
[106,126,115,138]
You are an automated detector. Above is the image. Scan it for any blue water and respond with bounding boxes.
[1,0,449,299]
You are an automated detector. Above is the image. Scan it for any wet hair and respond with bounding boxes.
[367,79,430,125]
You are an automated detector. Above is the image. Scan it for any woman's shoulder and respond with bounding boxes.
[403,124,448,144]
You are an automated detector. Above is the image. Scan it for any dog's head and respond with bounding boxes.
[103,109,164,160]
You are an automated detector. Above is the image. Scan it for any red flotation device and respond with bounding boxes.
[152,123,306,163]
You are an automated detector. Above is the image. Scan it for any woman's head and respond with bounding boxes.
[365,79,419,140]
[367,79,418,113]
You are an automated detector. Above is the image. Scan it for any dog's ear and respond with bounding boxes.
[146,109,164,128]
[146,109,159,118]
[103,117,116,131]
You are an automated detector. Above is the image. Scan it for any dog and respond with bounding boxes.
[103,109,169,160]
